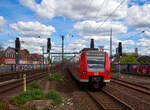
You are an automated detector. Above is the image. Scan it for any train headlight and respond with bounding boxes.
[106,71,109,74]
[82,71,87,74]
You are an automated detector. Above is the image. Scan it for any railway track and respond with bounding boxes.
[111,78,150,95]
[0,70,46,82]
[86,90,134,110]
[0,72,48,95]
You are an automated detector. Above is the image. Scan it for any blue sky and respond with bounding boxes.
[0,0,150,55]
[0,0,78,46]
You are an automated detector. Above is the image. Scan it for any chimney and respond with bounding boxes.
[90,39,94,48]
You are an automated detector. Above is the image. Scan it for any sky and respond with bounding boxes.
[0,0,150,55]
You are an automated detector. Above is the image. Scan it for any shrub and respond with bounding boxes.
[28,82,43,90]
[13,90,45,105]
[47,73,64,81]
[46,90,63,106]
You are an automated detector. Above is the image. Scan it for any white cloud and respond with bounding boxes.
[127,4,150,28]
[65,43,86,53]
[83,35,111,44]
[0,16,7,32]
[8,37,56,54]
[74,20,127,36]
[10,21,55,38]
[0,16,7,27]
[136,27,150,37]
[19,0,127,20]
[136,38,150,55]
[137,38,150,47]
[122,40,135,45]
[144,30,150,36]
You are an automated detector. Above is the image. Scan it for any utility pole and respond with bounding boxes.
[41,46,44,65]
[62,35,64,64]
[110,28,112,65]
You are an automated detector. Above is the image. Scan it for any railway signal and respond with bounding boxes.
[118,42,122,78]
[47,38,51,53]
[15,37,20,71]
[116,48,118,54]
[15,37,20,52]
[118,42,122,56]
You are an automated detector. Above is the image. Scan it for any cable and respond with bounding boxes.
[93,0,107,20]
[125,31,145,40]
[82,0,94,19]
[93,0,126,34]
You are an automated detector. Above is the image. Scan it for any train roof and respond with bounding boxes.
[80,48,99,53]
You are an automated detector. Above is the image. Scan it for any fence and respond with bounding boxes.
[0,64,50,74]
[112,64,150,74]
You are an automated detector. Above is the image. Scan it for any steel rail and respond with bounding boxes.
[86,90,134,110]
[111,78,150,95]
[0,72,48,95]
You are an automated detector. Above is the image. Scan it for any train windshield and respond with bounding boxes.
[86,56,105,72]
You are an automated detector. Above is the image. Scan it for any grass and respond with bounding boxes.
[11,89,63,108]
[46,90,63,106]
[11,77,63,109]
[28,82,43,90]
[13,90,45,105]
[47,73,64,81]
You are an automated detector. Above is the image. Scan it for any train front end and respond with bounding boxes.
[80,50,110,89]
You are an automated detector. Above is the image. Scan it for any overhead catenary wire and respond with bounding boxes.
[93,0,107,20]
[93,0,126,35]
[124,31,145,40]
[82,0,94,19]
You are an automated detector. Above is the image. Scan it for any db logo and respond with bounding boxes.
[94,72,99,75]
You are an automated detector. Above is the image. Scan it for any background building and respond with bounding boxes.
[0,47,43,65]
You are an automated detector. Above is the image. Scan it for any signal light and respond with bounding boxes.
[15,37,20,52]
[47,38,51,53]
[118,42,122,56]
[82,71,87,74]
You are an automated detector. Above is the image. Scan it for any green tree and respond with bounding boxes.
[24,49,29,54]
[122,53,127,57]
[48,56,51,63]
[114,54,119,58]
[113,53,127,58]
[120,55,139,64]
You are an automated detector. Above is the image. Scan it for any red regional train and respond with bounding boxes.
[69,39,110,89]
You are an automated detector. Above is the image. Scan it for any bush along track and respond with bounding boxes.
[28,82,43,90]
[1,74,64,110]
[12,90,45,105]
[0,80,63,110]
[47,73,64,81]
[9,88,63,110]
[46,90,63,106]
